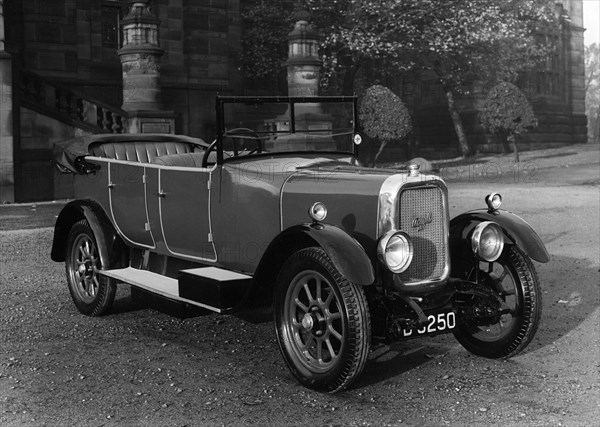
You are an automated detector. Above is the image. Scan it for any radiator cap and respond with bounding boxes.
[408,163,421,177]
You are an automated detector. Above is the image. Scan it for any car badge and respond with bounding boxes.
[412,212,433,231]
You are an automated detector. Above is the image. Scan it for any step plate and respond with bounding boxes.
[180,266,252,281]
[99,267,224,313]
[179,267,252,310]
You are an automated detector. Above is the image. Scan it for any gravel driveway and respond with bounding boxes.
[1,144,598,426]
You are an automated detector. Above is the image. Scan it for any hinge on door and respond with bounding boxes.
[143,174,146,184]
[208,233,213,242]
[144,222,151,231]
[207,180,211,190]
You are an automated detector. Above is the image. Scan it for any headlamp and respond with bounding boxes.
[377,230,414,273]
[471,221,504,262]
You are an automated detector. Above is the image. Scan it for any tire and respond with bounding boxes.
[274,247,371,392]
[453,245,542,359]
[65,219,116,316]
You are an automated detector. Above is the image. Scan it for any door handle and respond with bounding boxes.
[155,191,166,198]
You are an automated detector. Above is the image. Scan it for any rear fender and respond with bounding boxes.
[253,223,375,290]
[450,209,549,263]
[51,200,123,268]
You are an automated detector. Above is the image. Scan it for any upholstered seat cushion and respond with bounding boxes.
[89,141,194,163]
[150,152,206,168]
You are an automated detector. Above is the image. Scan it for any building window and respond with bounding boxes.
[102,4,121,48]
[517,33,562,100]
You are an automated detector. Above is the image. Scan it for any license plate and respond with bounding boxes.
[401,311,456,338]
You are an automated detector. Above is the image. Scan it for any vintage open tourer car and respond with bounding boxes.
[52,96,549,392]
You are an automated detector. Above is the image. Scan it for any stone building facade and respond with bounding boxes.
[0,0,588,202]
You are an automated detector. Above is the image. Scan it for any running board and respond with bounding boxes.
[100,267,253,313]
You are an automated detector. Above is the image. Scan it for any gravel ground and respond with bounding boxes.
[0,143,598,426]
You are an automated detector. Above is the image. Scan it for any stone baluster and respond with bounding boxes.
[103,110,114,132]
[55,87,69,113]
[113,115,124,133]
[68,93,79,120]
[75,98,85,121]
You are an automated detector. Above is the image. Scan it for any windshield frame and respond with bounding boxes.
[215,95,359,165]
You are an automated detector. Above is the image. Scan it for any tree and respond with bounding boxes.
[241,0,556,156]
[239,0,296,89]
[479,82,537,162]
[585,43,599,144]
[306,0,423,95]
[395,0,554,157]
[359,85,412,166]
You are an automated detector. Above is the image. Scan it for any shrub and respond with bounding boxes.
[359,85,412,166]
[479,82,537,162]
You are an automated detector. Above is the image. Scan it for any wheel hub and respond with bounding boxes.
[301,313,315,330]
[301,308,326,336]
[81,259,94,279]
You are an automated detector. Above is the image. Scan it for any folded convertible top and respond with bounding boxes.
[53,133,206,173]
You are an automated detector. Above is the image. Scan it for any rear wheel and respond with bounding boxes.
[274,247,371,392]
[453,245,542,358]
[65,219,116,316]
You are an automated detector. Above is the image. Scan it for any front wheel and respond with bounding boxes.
[65,219,116,316]
[274,247,371,392]
[453,245,542,358]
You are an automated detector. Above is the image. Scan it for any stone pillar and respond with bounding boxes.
[0,0,14,202]
[285,13,321,97]
[118,0,175,133]
[279,12,330,133]
[564,0,588,143]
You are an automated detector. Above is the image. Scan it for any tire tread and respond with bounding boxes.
[66,219,116,317]
[454,245,542,359]
[274,247,371,392]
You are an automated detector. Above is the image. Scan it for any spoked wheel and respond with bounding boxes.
[65,219,116,316]
[453,245,542,358]
[274,247,370,392]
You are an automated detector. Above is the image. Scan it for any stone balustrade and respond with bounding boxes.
[20,71,127,134]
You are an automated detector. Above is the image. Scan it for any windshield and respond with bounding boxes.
[217,96,357,159]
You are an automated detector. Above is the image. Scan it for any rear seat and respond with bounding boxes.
[150,152,206,168]
[89,141,194,163]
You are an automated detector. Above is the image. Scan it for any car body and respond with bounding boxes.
[52,96,549,392]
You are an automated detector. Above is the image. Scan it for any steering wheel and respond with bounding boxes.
[227,128,263,156]
[202,139,229,167]
[201,128,263,167]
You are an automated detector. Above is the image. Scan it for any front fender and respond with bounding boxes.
[256,223,375,287]
[296,223,375,285]
[450,209,549,263]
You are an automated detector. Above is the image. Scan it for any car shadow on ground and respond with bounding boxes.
[355,340,454,388]
[528,254,599,351]
[110,285,275,322]
[355,254,599,389]
[102,254,597,390]
[110,286,214,319]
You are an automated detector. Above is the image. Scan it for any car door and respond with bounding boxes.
[108,162,156,248]
[155,166,216,262]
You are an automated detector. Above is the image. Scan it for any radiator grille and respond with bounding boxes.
[398,186,448,283]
